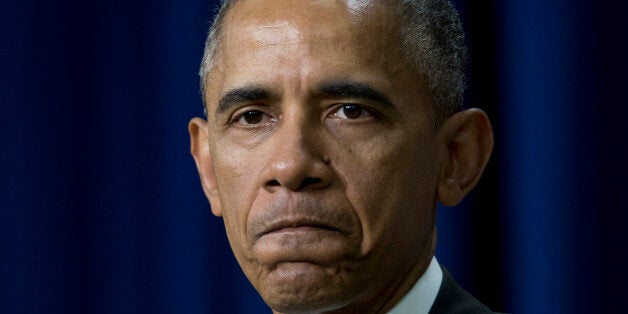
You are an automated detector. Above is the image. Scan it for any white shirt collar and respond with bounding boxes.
[387,256,443,314]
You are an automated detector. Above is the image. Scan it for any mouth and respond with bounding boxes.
[248,198,358,249]
[257,218,342,239]
[248,200,360,266]
[252,216,356,266]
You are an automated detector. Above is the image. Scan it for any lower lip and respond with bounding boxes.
[254,227,351,264]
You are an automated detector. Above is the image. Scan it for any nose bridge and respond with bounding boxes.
[261,106,331,191]
[274,116,310,165]
[280,114,309,154]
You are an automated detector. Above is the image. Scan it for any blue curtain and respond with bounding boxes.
[2,0,626,313]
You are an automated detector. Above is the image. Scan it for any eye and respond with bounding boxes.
[332,104,372,120]
[235,110,268,125]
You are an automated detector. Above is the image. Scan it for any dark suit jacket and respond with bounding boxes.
[429,267,495,314]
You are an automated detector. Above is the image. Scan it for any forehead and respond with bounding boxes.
[219,0,401,62]
[225,0,383,32]
[203,0,424,113]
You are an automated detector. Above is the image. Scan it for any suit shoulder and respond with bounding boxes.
[429,266,498,314]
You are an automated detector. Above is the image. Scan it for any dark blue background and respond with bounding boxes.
[2,0,627,313]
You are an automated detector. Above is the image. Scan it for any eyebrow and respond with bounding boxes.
[214,81,394,117]
[316,81,394,108]
[216,86,273,116]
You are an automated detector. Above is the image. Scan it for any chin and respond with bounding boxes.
[256,262,355,313]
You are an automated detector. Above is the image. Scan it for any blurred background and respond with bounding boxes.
[1,0,627,313]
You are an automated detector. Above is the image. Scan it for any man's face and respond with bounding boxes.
[195,0,447,311]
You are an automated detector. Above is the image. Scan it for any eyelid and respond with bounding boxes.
[329,103,377,119]
[230,105,277,127]
[228,104,268,120]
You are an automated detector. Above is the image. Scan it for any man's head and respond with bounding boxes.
[189,0,493,312]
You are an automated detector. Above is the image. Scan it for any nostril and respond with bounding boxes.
[298,177,324,190]
[266,177,325,190]
[302,177,322,186]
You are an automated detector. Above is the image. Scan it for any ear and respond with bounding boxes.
[189,117,223,217]
[436,109,494,207]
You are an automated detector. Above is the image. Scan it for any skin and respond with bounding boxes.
[189,0,494,313]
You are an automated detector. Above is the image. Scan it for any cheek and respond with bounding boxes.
[213,134,264,199]
[335,131,439,254]
[215,159,254,212]
[211,142,263,250]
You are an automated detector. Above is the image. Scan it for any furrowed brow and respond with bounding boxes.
[316,82,394,108]
[216,86,272,116]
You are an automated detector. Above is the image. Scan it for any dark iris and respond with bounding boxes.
[243,110,264,124]
[342,105,364,119]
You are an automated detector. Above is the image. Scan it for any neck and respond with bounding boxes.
[368,231,437,314]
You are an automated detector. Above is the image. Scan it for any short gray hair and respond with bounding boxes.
[199,0,467,125]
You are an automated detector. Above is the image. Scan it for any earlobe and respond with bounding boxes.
[189,117,223,217]
[436,109,494,207]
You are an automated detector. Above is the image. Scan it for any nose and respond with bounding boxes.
[259,120,333,192]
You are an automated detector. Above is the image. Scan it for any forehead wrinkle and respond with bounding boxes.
[215,0,406,71]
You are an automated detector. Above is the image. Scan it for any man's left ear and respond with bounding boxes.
[436,108,494,207]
